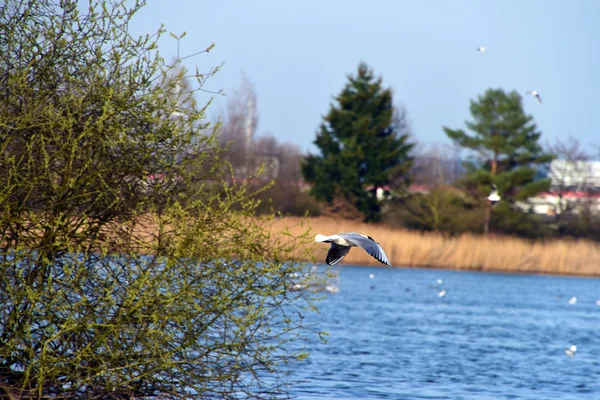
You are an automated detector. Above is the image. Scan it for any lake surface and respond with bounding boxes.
[289,266,600,400]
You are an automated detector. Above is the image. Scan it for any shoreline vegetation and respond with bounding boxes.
[270,217,600,277]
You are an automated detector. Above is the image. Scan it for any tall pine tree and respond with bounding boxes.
[302,63,414,222]
[444,88,555,236]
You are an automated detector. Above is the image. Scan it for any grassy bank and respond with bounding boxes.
[269,217,600,277]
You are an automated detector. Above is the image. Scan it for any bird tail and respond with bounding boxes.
[315,234,329,242]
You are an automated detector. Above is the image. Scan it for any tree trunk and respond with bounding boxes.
[483,202,491,235]
[484,152,498,235]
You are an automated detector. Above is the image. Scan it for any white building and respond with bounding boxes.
[523,160,600,216]
[548,160,600,191]
[521,191,600,216]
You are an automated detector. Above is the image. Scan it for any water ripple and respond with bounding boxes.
[289,266,600,399]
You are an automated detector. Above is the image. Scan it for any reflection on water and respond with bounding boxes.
[289,268,340,293]
[289,266,600,399]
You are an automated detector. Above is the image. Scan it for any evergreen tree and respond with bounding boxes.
[443,88,554,236]
[302,62,414,222]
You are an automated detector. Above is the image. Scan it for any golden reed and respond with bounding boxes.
[269,216,600,277]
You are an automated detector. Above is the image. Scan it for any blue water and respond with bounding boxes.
[289,266,600,400]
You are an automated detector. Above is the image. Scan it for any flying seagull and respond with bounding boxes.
[477,46,487,52]
[315,233,391,266]
[565,345,577,356]
[526,90,542,104]
[488,184,501,205]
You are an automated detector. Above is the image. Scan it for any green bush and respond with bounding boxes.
[0,1,318,398]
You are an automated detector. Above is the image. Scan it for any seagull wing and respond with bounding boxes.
[536,94,542,103]
[326,243,351,266]
[340,233,392,266]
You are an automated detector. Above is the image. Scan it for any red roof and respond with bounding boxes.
[538,191,600,199]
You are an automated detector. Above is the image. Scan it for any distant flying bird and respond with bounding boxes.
[568,296,577,305]
[477,46,487,52]
[526,90,542,104]
[488,184,501,204]
[315,233,392,266]
[565,345,577,356]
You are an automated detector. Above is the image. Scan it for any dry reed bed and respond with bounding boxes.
[269,217,600,277]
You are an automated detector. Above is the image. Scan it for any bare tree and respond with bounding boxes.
[217,76,312,214]
[218,74,303,184]
[547,137,590,212]
[546,136,598,236]
[252,134,311,215]
[218,73,258,178]
[411,143,463,187]
[253,135,303,182]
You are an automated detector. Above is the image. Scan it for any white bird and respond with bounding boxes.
[369,273,375,279]
[437,279,443,285]
[325,284,339,294]
[565,345,577,356]
[315,233,391,266]
[438,289,447,297]
[477,46,487,52]
[568,296,577,305]
[488,184,501,204]
[526,90,542,104]
[376,187,385,201]
[596,300,600,306]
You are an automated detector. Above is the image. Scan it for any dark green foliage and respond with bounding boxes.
[302,63,414,222]
[389,187,481,234]
[444,89,555,236]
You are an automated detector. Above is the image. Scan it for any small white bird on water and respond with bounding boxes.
[438,289,447,297]
[315,233,391,266]
[569,296,577,305]
[325,284,339,294]
[488,184,501,204]
[477,46,487,52]
[526,90,542,104]
[565,345,577,356]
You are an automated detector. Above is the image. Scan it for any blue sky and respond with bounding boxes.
[131,0,600,155]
